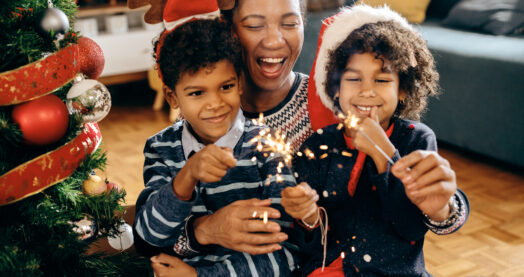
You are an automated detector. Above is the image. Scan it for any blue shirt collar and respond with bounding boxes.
[181,110,245,160]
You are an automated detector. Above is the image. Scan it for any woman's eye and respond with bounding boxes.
[282,22,298,28]
[376,79,391,83]
[345,78,360,82]
[245,25,263,30]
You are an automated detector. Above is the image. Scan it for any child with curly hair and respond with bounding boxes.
[281,5,469,276]
[134,1,298,276]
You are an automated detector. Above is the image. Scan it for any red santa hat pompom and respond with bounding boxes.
[307,4,412,131]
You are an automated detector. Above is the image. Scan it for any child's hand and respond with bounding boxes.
[173,145,236,200]
[151,253,196,277]
[347,107,395,172]
[281,182,319,225]
[392,150,457,221]
[187,145,237,183]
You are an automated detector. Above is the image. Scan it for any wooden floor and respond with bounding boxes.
[98,104,524,277]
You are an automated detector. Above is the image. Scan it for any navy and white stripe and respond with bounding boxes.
[134,116,298,276]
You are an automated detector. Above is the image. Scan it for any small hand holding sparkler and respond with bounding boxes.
[391,151,457,221]
[173,145,237,200]
[340,107,396,173]
[281,182,320,225]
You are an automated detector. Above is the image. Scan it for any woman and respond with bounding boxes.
[150,0,468,275]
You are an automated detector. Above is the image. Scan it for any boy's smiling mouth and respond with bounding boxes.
[203,112,229,123]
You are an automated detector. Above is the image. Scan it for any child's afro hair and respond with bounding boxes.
[325,21,440,120]
[154,18,242,90]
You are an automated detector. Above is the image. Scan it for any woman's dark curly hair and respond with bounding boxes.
[325,21,440,120]
[154,19,243,90]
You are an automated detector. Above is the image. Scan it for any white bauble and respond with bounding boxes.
[66,74,111,123]
[108,222,134,251]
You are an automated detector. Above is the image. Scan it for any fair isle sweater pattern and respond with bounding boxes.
[135,119,298,276]
[244,72,313,153]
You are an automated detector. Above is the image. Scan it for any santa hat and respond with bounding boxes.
[163,0,220,31]
[156,0,222,84]
[307,4,412,131]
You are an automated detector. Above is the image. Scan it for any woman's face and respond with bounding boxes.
[233,0,304,92]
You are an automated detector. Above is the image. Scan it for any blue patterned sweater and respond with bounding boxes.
[134,118,298,276]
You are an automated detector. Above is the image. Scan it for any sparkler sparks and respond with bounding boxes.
[250,114,293,182]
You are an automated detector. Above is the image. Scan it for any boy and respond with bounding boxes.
[134,9,298,277]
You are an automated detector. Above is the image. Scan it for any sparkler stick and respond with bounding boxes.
[355,127,395,165]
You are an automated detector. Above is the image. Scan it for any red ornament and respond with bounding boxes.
[408,124,415,130]
[12,94,70,146]
[105,180,121,193]
[78,37,105,79]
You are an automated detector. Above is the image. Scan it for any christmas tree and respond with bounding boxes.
[0,0,150,275]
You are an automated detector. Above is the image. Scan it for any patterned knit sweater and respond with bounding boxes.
[244,72,313,153]
[134,118,298,276]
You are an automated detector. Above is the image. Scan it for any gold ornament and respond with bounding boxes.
[82,175,107,196]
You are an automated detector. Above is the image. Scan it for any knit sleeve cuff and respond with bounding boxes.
[425,191,469,235]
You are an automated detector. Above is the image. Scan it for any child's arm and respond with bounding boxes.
[135,141,236,249]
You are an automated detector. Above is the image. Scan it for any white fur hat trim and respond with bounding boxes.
[314,5,412,111]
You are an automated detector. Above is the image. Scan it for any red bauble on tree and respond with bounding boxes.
[12,94,70,146]
[78,37,105,79]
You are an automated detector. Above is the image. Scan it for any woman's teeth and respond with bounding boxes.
[259,57,284,63]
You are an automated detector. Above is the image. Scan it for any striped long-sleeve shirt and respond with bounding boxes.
[134,116,298,276]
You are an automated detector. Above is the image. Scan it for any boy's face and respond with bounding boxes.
[337,52,406,130]
[166,60,242,144]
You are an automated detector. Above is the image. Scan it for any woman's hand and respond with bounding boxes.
[151,253,196,277]
[193,198,288,255]
[281,182,319,226]
[392,150,457,221]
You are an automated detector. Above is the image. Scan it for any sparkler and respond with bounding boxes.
[337,112,395,165]
[249,113,294,182]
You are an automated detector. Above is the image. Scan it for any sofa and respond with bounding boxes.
[295,0,524,168]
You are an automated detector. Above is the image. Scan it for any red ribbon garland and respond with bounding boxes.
[0,123,102,206]
[0,44,79,106]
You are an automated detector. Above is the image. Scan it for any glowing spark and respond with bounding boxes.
[319,145,328,150]
[251,156,257,163]
[276,174,283,182]
[341,252,346,259]
[341,151,353,157]
[320,153,328,159]
[263,211,268,224]
[351,246,356,252]
[249,115,293,167]
[297,152,303,157]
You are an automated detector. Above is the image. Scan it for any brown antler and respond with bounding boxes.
[127,0,166,24]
